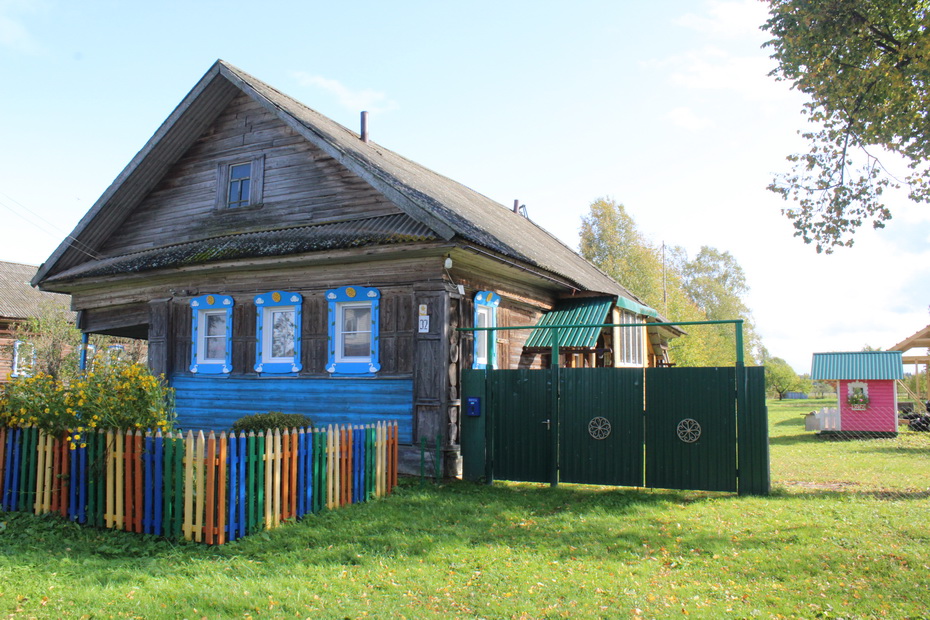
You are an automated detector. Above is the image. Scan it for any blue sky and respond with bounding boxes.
[2,0,929,373]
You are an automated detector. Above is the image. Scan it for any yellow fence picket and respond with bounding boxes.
[183,430,194,541]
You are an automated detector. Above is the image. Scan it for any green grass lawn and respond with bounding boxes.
[1,399,928,619]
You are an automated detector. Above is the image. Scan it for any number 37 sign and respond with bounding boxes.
[418,304,430,333]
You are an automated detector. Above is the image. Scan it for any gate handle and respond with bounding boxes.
[541,419,551,430]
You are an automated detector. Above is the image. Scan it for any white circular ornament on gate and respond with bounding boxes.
[588,417,611,440]
[676,418,702,443]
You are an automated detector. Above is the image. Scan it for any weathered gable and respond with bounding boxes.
[101,93,405,257]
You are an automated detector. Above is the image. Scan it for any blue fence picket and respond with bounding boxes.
[2,429,14,511]
[68,444,78,521]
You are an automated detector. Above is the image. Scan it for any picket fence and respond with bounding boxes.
[0,422,399,545]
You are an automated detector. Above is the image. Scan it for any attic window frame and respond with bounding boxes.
[216,155,265,211]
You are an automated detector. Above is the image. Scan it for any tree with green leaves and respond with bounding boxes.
[763,0,930,252]
[765,357,803,399]
[680,246,762,365]
[579,198,749,366]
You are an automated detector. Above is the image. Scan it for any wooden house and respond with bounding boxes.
[0,261,72,383]
[809,351,903,436]
[33,60,679,473]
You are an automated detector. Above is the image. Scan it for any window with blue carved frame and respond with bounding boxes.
[326,285,380,376]
[473,291,500,369]
[254,291,303,374]
[190,294,234,374]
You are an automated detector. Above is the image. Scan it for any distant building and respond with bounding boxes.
[0,261,72,383]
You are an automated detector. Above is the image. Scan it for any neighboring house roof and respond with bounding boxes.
[33,60,644,308]
[811,351,904,381]
[0,261,71,320]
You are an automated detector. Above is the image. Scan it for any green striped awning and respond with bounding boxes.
[524,297,615,350]
[810,351,904,380]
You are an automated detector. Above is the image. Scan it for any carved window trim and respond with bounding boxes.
[254,291,303,374]
[190,294,234,374]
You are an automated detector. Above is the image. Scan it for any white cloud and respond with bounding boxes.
[0,11,37,53]
[677,0,770,39]
[667,106,711,131]
[665,46,788,103]
[291,72,398,114]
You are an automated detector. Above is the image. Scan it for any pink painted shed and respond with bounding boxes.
[810,351,903,436]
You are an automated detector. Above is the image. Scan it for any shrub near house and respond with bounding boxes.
[0,361,175,444]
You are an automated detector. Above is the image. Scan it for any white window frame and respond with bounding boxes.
[199,309,229,362]
[616,310,644,367]
[263,306,297,363]
[475,305,493,368]
[336,301,373,364]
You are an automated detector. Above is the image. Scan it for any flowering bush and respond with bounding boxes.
[847,391,870,407]
[0,361,175,447]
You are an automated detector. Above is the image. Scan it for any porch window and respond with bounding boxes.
[190,294,234,374]
[617,310,643,367]
[326,285,380,375]
[216,156,264,210]
[473,291,500,369]
[254,291,303,374]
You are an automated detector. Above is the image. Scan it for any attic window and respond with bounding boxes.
[216,155,264,210]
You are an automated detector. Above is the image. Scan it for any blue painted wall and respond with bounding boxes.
[170,374,414,443]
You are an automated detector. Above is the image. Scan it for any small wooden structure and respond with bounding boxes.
[809,351,903,436]
[888,324,930,411]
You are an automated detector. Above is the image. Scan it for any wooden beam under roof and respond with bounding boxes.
[889,324,930,353]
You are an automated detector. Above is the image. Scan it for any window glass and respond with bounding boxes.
[227,163,252,208]
[204,312,227,360]
[340,304,372,359]
[271,309,295,359]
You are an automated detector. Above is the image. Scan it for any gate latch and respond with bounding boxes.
[541,419,551,430]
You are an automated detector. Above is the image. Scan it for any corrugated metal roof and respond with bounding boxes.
[524,297,614,349]
[810,351,904,380]
[46,213,437,282]
[0,261,71,319]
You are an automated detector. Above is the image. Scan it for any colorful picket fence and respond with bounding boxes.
[0,422,398,545]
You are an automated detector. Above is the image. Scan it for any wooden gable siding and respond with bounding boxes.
[101,93,404,257]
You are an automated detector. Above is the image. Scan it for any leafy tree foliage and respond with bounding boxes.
[763,0,930,252]
[765,357,803,399]
[579,198,757,366]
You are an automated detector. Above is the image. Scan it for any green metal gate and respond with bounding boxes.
[645,367,736,492]
[461,366,769,495]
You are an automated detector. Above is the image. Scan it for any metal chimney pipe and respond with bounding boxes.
[513,199,520,213]
[360,111,369,143]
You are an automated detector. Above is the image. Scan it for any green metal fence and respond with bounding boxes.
[460,318,770,495]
